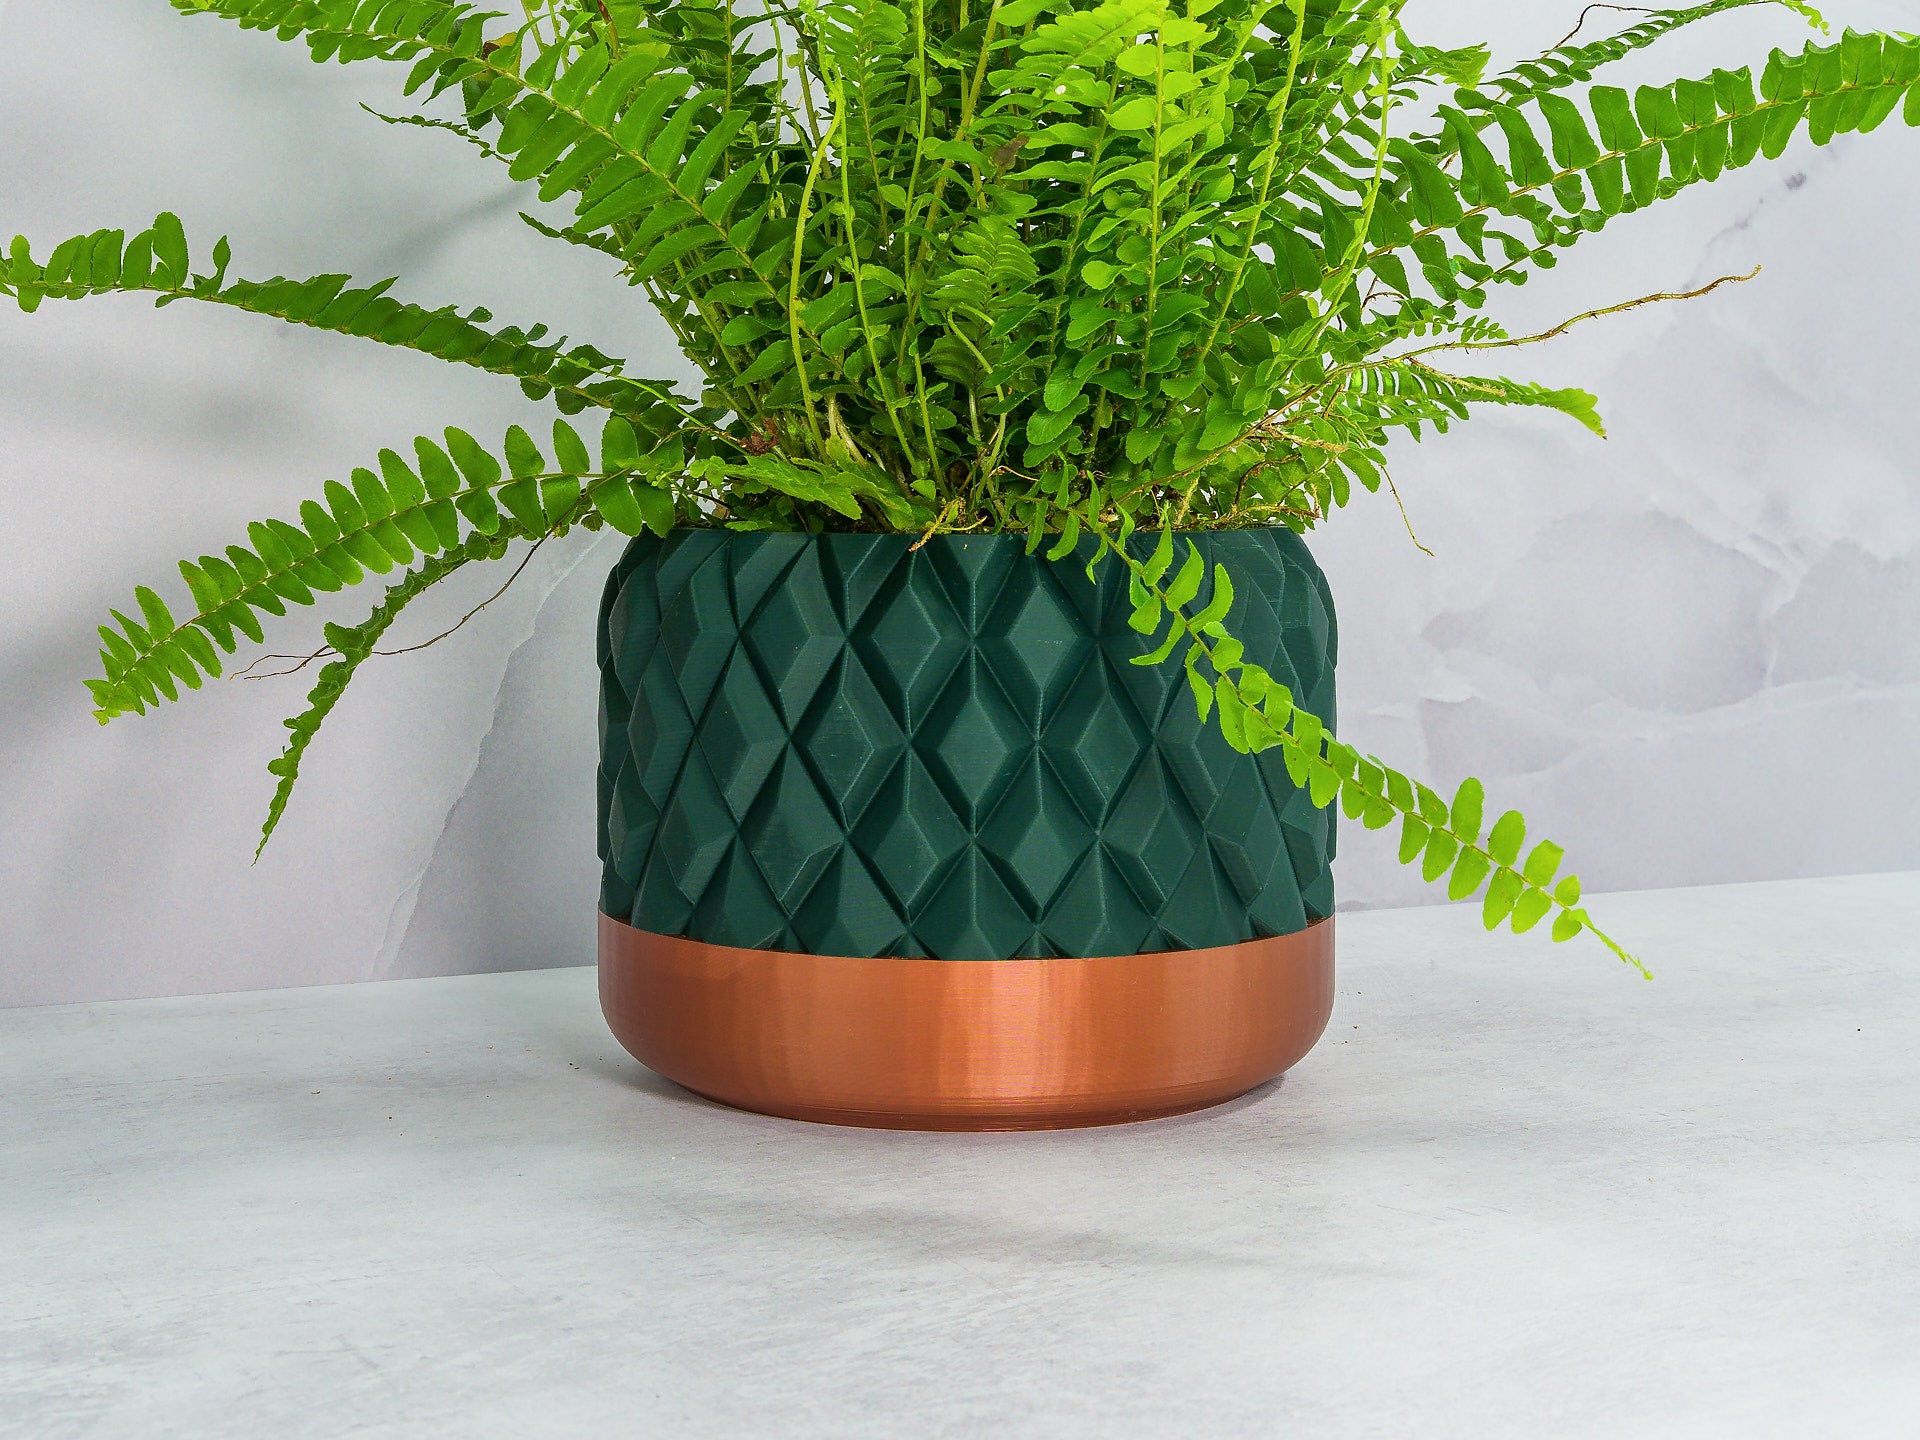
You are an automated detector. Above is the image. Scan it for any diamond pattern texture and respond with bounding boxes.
[598,529,1337,959]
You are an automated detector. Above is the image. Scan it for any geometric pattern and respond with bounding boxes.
[598,527,1337,960]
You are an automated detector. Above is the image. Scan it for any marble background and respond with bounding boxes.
[3,0,1916,1006]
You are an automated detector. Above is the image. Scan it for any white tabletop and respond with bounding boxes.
[4,871,1917,1439]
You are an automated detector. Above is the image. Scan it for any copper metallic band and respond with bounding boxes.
[598,914,1336,1131]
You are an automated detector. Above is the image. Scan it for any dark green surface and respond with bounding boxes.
[597,529,1336,959]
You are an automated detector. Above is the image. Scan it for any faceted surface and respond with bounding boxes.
[598,528,1338,959]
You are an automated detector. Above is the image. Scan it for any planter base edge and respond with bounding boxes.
[598,914,1335,1131]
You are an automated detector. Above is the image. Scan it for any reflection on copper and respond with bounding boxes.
[598,914,1335,1131]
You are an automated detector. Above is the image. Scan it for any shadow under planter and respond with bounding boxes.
[595,527,1339,1129]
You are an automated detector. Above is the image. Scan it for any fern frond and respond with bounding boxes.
[358,102,501,160]
[1088,519,1649,977]
[1368,28,1920,302]
[932,213,1042,316]
[0,214,694,423]
[1482,1,1827,109]
[173,0,820,399]
[256,535,502,855]
[816,0,914,227]
[688,452,934,531]
[1332,360,1608,441]
[87,415,685,723]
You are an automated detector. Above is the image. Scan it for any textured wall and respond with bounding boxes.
[1320,0,1920,909]
[3,1,1917,1006]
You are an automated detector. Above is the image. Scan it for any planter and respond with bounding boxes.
[596,527,1339,1129]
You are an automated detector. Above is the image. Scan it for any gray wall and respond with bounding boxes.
[3,1,1917,1006]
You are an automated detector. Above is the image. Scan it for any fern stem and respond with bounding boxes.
[828,74,923,483]
[1391,267,1760,361]
[1134,27,1171,397]
[788,108,841,452]
[1185,0,1311,376]
[253,539,487,856]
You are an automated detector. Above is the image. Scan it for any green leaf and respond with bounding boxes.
[601,415,643,470]
[1290,708,1323,764]
[594,478,648,535]
[1242,705,1280,754]
[1450,777,1486,846]
[498,476,546,529]
[446,428,502,490]
[1486,810,1526,867]
[378,448,426,510]
[1164,542,1205,609]
[1398,814,1430,865]
[1509,888,1554,934]
[1046,512,1082,561]
[503,425,546,480]
[135,586,175,638]
[1307,759,1341,809]
[1521,840,1565,888]
[1382,765,1415,813]
[1538,94,1600,170]
[1421,828,1459,883]
[1143,526,1176,584]
[1132,622,1184,666]
[1188,663,1215,721]
[1448,847,1493,903]
[150,212,189,285]
[1127,593,1163,635]
[1190,565,1235,630]
[635,483,677,537]
[552,418,592,474]
[1482,866,1525,929]
[1215,679,1248,751]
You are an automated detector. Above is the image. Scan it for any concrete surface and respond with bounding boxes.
[3,870,1917,1437]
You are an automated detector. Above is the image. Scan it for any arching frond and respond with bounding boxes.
[0,214,696,422]
[84,415,689,723]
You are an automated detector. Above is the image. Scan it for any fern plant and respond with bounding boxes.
[6,0,1912,975]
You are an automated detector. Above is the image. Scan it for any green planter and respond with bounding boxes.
[596,527,1337,960]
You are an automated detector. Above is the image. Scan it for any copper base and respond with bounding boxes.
[598,915,1335,1131]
